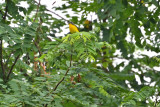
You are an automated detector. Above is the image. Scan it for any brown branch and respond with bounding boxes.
[53,68,70,91]
[32,0,46,74]
[33,0,41,22]
[44,47,73,107]
[53,53,73,91]
[52,1,56,5]
[32,0,43,57]
[6,55,20,81]
[43,49,73,106]
[33,40,42,56]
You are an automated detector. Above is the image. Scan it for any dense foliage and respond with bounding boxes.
[0,0,160,106]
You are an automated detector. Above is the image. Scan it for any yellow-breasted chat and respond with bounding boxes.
[67,21,79,34]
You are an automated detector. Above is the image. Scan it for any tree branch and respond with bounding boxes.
[53,52,73,91]
[33,0,41,22]
[6,55,20,81]
[53,68,70,91]
[33,40,42,56]
[32,0,43,56]
[43,46,73,106]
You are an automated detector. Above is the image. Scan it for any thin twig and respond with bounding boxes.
[43,47,73,106]
[53,51,73,91]
[52,1,56,5]
[46,9,68,22]
[33,0,68,22]
[33,40,42,56]
[33,0,43,56]
[6,55,20,81]
[33,0,41,22]
[53,68,70,91]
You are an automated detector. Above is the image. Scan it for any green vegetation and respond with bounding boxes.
[0,0,159,106]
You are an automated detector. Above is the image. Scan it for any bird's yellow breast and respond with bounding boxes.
[69,23,79,34]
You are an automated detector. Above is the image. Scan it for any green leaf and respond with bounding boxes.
[34,77,47,81]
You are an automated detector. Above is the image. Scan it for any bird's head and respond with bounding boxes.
[67,21,74,25]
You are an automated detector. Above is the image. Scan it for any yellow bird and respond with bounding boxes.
[84,20,90,29]
[84,20,92,30]
[68,21,79,34]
